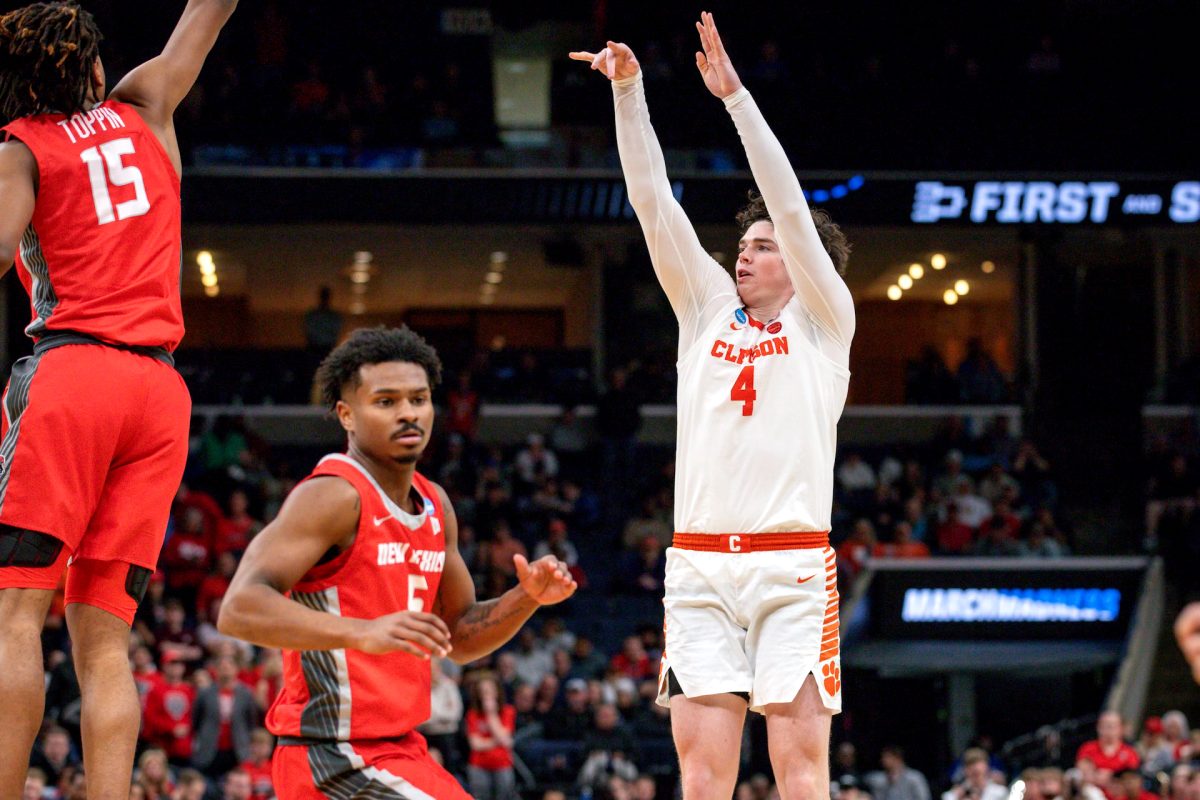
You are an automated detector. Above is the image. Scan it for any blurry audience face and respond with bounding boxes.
[249,730,274,762]
[836,742,856,769]
[43,731,71,764]
[595,704,619,731]
[1119,771,1144,799]
[139,750,167,781]
[216,655,240,685]
[224,771,252,800]
[960,762,988,791]
[1041,769,1064,799]
[514,684,536,712]
[633,776,657,800]
[1171,766,1193,799]
[1098,711,1123,744]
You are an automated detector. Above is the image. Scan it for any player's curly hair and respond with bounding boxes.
[317,326,443,410]
[736,191,851,276]
[0,2,103,126]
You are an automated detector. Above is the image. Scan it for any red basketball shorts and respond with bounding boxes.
[273,733,472,800]
[0,344,190,623]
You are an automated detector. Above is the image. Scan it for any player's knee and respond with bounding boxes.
[0,526,63,568]
[776,769,823,800]
[678,753,734,797]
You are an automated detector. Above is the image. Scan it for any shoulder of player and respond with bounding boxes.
[278,475,361,528]
[0,138,37,174]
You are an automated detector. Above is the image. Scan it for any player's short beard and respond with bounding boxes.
[392,454,420,465]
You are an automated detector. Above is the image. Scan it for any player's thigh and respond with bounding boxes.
[0,350,127,552]
[763,675,833,789]
[662,550,751,699]
[75,358,190,570]
[670,692,747,785]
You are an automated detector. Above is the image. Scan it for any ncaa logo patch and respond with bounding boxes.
[767,321,783,334]
[734,308,748,325]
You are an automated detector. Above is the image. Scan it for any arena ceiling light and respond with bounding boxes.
[898,274,914,290]
[981,260,996,274]
[943,289,959,305]
[909,264,925,279]
[954,279,970,296]
[931,253,948,270]
[887,285,902,301]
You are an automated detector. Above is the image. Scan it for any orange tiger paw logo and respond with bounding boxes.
[822,660,841,696]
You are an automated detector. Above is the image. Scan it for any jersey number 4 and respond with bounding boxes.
[731,365,756,416]
[81,138,150,225]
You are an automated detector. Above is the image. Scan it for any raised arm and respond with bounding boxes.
[433,484,576,664]
[569,43,734,345]
[109,0,238,173]
[218,477,452,658]
[696,13,855,344]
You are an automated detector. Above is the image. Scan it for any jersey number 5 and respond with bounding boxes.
[80,138,150,225]
[731,365,756,416]
[407,574,429,612]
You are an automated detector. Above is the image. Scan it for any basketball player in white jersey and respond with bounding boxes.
[571,13,854,800]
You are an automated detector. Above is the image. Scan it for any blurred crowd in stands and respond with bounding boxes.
[76,1,1188,171]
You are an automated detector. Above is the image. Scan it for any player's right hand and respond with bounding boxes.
[569,41,640,82]
[354,611,453,658]
[1176,602,1200,683]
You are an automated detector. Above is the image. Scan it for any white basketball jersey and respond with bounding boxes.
[674,297,850,534]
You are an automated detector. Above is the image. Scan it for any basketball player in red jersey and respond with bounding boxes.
[219,326,578,800]
[0,2,236,796]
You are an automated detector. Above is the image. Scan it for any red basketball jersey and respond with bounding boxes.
[266,454,448,741]
[2,100,184,350]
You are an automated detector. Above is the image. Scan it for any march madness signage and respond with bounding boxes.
[867,558,1147,641]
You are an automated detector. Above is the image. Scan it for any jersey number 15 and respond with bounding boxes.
[81,138,150,225]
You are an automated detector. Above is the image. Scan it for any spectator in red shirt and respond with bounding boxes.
[466,674,517,800]
[872,522,931,559]
[1077,711,1141,790]
[445,371,481,440]
[1116,769,1158,800]
[214,490,261,558]
[250,648,284,713]
[985,498,1023,541]
[161,507,213,601]
[239,728,275,800]
[837,519,877,575]
[132,645,166,711]
[142,655,195,767]
[937,502,976,554]
[610,636,655,682]
[196,552,238,631]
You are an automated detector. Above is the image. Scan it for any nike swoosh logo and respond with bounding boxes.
[373,515,394,526]
[797,574,816,584]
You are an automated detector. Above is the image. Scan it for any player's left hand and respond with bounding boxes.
[694,11,744,100]
[1176,602,1200,683]
[514,553,578,605]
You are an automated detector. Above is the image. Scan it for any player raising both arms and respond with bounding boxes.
[571,13,854,800]
[219,327,577,799]
[0,2,236,796]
